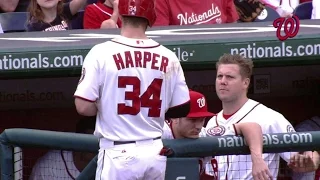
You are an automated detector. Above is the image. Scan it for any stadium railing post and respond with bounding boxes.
[0,139,14,180]
[76,155,97,180]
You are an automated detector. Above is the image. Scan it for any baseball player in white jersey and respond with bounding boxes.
[73,0,190,179]
[205,53,320,180]
[29,117,96,180]
[163,90,272,180]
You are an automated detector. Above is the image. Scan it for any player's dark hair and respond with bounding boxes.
[216,53,254,79]
[122,16,148,31]
[76,116,96,133]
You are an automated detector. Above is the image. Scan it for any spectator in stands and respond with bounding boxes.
[0,0,20,12]
[26,0,87,31]
[260,0,295,17]
[29,116,97,180]
[291,115,320,180]
[261,0,311,17]
[0,0,31,12]
[83,0,121,29]
[154,0,239,26]
[312,0,320,19]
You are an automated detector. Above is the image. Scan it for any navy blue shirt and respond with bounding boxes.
[295,116,320,132]
[26,3,74,32]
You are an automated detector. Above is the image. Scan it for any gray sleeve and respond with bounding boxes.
[295,116,320,132]
[291,171,315,180]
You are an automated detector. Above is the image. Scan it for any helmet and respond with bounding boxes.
[118,0,156,27]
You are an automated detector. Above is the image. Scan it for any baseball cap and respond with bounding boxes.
[187,90,215,118]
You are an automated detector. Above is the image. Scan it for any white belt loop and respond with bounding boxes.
[135,139,154,146]
[99,138,115,148]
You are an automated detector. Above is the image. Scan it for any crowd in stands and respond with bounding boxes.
[0,0,319,33]
[261,0,319,18]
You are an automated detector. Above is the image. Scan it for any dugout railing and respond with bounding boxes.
[0,128,319,180]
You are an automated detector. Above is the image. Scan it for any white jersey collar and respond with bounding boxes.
[111,36,160,48]
[218,99,260,124]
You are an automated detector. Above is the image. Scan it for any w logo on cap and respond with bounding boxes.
[129,6,137,15]
[197,97,206,108]
[187,90,215,118]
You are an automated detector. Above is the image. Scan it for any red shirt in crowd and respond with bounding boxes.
[316,168,320,180]
[154,0,239,26]
[299,0,312,3]
[83,2,121,29]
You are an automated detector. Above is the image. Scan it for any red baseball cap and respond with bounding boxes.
[187,90,215,118]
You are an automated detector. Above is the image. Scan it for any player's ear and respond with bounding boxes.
[171,118,179,124]
[243,77,250,89]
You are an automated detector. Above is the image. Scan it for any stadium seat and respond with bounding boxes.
[87,0,99,4]
[71,10,85,30]
[0,23,3,33]
[293,2,312,20]
[254,6,281,22]
[0,12,29,33]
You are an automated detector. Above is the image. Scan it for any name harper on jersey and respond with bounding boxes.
[113,51,169,73]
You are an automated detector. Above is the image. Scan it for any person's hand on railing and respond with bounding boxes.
[288,151,320,172]
[252,156,273,180]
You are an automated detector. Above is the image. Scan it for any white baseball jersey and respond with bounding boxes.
[29,150,79,180]
[205,99,295,180]
[162,122,218,178]
[74,36,190,141]
[312,0,320,19]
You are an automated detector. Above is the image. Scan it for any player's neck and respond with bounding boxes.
[222,97,248,115]
[120,27,148,39]
[41,7,57,23]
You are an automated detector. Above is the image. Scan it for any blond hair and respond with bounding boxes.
[216,54,254,79]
